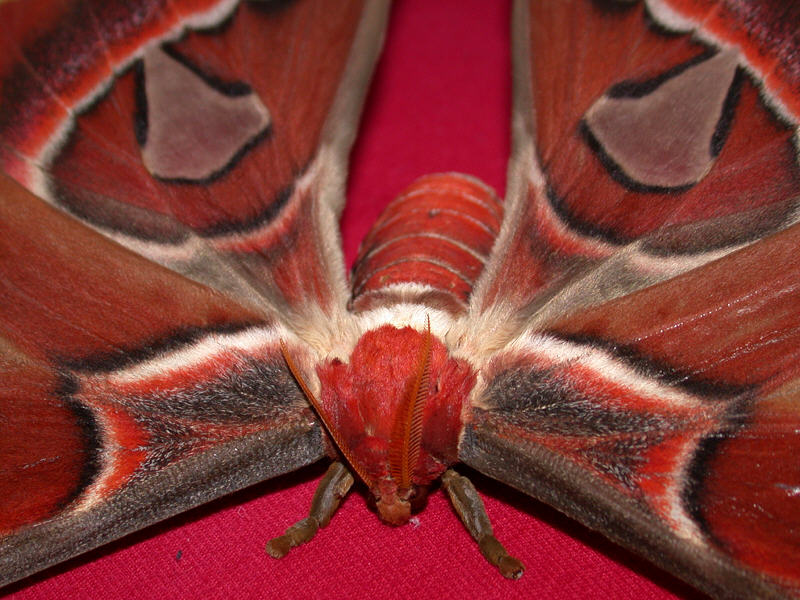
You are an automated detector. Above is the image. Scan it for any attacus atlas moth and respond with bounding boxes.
[1,1,798,599]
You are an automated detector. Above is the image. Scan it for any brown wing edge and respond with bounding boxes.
[0,423,324,588]
[290,0,392,321]
[458,419,788,600]
[317,0,391,213]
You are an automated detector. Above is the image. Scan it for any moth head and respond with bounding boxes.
[282,322,433,527]
[281,319,472,526]
[370,477,430,526]
[372,478,412,525]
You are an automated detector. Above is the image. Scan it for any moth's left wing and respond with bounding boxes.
[460,1,800,598]
[461,225,800,598]
[468,0,800,347]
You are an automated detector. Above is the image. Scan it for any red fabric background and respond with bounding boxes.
[5,1,707,599]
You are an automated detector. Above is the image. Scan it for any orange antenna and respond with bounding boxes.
[388,315,433,490]
[279,340,374,488]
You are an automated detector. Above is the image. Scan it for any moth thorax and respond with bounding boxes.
[315,325,476,522]
[349,173,503,316]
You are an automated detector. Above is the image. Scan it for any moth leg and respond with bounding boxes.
[442,469,525,579]
[266,461,354,558]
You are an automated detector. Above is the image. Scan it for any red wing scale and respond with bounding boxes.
[0,0,388,327]
[0,174,325,585]
[460,1,800,598]
[0,0,389,588]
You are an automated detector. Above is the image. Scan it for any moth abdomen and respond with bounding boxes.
[349,173,503,314]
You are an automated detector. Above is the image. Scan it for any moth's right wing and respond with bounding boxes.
[0,174,326,587]
[0,0,389,339]
[0,0,390,587]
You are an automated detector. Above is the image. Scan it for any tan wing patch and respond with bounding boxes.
[140,46,271,182]
[584,50,739,189]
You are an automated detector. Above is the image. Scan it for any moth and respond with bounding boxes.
[1,0,799,599]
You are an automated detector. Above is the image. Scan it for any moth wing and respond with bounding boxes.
[0,0,388,336]
[0,0,389,587]
[462,227,800,598]
[460,1,800,598]
[469,0,800,344]
[0,174,326,586]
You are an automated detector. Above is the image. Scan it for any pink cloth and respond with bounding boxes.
[8,2,702,598]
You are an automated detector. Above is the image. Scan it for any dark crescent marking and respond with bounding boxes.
[683,398,752,550]
[55,374,103,513]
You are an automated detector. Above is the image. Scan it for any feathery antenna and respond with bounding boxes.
[279,340,374,488]
[388,316,433,490]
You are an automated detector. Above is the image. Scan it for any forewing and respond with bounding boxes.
[461,1,800,598]
[0,0,389,336]
[468,0,800,350]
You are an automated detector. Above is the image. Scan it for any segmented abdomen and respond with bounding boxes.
[350,173,503,314]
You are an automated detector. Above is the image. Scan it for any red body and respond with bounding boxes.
[318,326,474,506]
[350,173,503,315]
[317,173,500,523]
